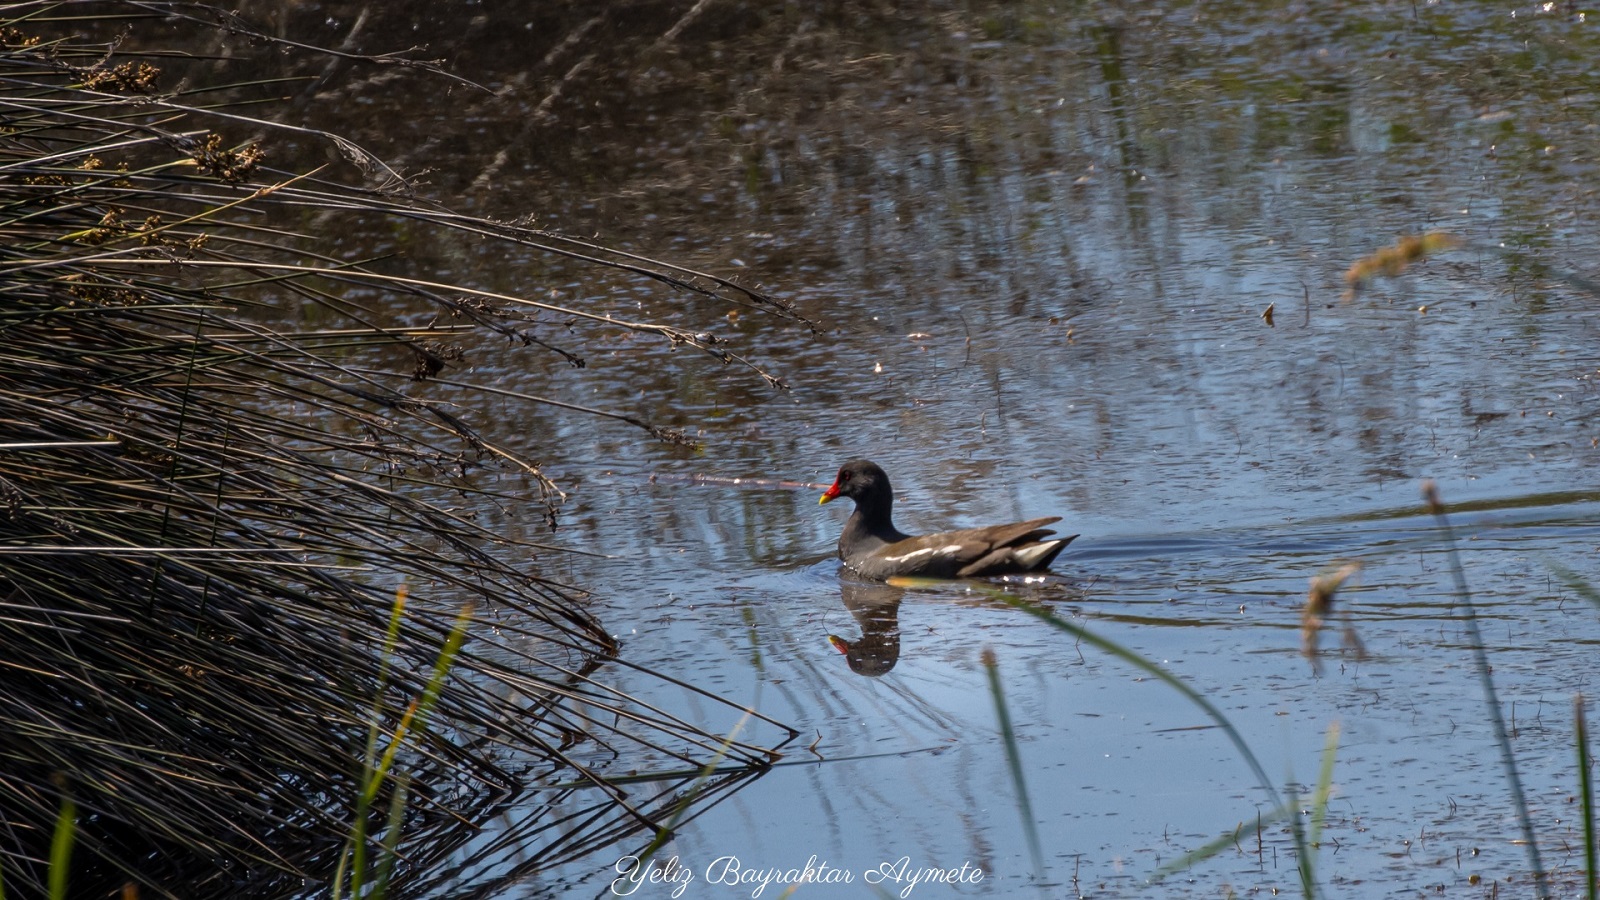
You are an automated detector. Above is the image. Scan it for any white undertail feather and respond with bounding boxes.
[1013,540,1065,568]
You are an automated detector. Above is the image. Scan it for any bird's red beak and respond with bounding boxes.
[828,635,850,654]
[819,479,841,505]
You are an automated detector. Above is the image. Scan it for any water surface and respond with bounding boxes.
[211,2,1600,895]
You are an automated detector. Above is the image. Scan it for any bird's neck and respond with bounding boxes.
[841,495,905,551]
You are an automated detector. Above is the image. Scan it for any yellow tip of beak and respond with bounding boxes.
[819,494,833,505]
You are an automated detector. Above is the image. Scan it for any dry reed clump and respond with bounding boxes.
[0,4,796,897]
[1341,231,1461,299]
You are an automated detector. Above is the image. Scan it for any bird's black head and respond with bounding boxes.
[819,459,892,506]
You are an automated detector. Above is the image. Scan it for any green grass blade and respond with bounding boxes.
[410,602,474,733]
[1308,721,1340,851]
[371,772,411,900]
[982,647,1045,880]
[344,586,412,898]
[366,602,471,892]
[370,602,474,790]
[47,792,76,900]
[332,845,350,900]
[1288,793,1313,898]
[363,590,419,808]
[343,591,462,898]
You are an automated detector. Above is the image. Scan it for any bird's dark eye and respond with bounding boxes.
[841,472,851,482]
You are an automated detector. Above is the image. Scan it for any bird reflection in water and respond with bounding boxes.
[828,573,1080,677]
[828,577,906,677]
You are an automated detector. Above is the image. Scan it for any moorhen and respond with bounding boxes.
[818,459,1076,581]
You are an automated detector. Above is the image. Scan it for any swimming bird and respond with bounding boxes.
[818,459,1075,581]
